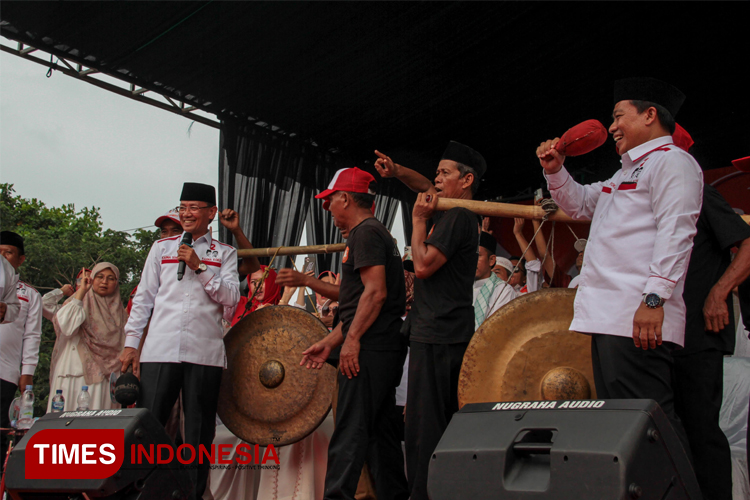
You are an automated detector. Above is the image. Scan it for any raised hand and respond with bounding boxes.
[75,267,92,300]
[481,217,493,234]
[374,150,401,178]
[536,138,565,174]
[219,209,240,232]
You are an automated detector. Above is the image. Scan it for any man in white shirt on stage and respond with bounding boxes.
[474,231,516,329]
[535,77,703,455]
[120,182,240,500]
[0,232,42,473]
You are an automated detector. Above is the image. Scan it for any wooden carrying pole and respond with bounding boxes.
[237,243,346,258]
[236,205,750,258]
[435,198,578,222]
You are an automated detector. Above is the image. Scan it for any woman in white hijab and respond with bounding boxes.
[47,262,127,412]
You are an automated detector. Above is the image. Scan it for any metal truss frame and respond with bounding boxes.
[0,41,220,130]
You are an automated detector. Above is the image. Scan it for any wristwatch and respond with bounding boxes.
[642,293,665,309]
[195,262,207,275]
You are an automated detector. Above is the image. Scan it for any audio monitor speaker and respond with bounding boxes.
[428,399,701,500]
[5,408,192,500]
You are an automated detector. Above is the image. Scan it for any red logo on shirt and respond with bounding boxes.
[342,247,349,263]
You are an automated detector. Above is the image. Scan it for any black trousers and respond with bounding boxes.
[1,378,17,472]
[324,348,408,500]
[404,341,468,500]
[590,334,692,461]
[138,362,222,500]
[673,349,732,500]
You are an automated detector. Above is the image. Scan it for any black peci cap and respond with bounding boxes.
[180,182,216,205]
[442,141,487,179]
[479,231,497,254]
[613,77,686,118]
[0,231,24,255]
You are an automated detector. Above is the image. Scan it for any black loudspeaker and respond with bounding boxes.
[428,399,702,500]
[5,408,192,499]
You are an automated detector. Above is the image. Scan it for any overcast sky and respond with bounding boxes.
[0,50,220,234]
[0,48,406,262]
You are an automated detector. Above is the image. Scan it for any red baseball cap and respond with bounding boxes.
[154,208,182,228]
[316,167,376,211]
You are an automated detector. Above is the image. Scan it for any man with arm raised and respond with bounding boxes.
[374,142,485,500]
[535,77,702,457]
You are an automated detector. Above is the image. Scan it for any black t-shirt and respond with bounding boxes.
[679,184,750,356]
[338,217,406,351]
[409,207,480,344]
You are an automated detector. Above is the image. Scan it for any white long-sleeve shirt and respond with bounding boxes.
[0,280,42,384]
[124,231,240,367]
[1,255,20,324]
[545,136,702,346]
[42,288,67,321]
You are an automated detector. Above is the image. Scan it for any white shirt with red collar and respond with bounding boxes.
[124,230,240,367]
[545,136,703,346]
[0,280,42,385]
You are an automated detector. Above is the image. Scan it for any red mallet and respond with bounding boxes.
[542,119,608,161]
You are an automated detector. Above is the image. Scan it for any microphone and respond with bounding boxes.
[177,232,193,281]
[114,366,140,407]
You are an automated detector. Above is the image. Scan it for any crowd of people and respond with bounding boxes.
[1,76,749,500]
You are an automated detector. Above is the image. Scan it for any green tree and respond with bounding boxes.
[1,183,159,415]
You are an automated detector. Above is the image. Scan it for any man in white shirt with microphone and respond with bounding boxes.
[120,182,240,500]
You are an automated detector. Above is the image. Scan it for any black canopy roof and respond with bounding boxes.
[2,2,747,199]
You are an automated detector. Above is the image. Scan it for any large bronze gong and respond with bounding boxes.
[458,288,596,407]
[218,305,336,446]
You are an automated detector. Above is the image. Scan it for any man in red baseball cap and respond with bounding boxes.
[154,208,183,239]
[302,167,409,500]
[316,166,377,215]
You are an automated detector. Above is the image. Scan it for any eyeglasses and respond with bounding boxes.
[178,205,213,214]
[93,275,118,283]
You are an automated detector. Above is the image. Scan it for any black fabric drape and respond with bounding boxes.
[219,120,334,269]
[219,126,422,274]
